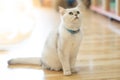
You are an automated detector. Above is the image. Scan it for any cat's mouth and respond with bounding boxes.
[74,17,79,20]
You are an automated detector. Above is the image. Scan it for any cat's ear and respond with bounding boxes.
[77,4,81,10]
[77,3,85,11]
[59,6,66,15]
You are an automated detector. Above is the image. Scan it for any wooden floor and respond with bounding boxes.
[0,7,120,80]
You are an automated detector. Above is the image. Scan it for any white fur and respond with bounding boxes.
[8,6,82,76]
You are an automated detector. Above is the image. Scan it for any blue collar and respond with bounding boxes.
[66,28,80,34]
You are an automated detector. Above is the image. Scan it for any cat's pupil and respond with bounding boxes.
[77,11,80,14]
[69,12,73,15]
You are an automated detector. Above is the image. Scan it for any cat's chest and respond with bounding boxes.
[59,27,82,47]
[68,35,81,46]
[61,31,81,46]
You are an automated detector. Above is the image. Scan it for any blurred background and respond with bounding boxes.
[0,0,120,80]
[0,0,119,50]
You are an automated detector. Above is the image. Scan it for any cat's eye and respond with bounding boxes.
[69,12,73,15]
[77,11,80,14]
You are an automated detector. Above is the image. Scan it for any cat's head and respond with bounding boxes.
[59,5,82,30]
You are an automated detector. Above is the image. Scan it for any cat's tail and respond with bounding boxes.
[8,57,41,66]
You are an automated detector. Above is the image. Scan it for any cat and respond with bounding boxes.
[8,5,82,76]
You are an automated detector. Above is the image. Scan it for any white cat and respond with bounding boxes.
[8,5,82,76]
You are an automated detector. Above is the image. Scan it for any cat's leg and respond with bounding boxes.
[70,54,78,73]
[58,49,71,76]
[41,62,62,71]
[70,48,79,73]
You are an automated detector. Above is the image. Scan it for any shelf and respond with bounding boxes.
[90,0,120,21]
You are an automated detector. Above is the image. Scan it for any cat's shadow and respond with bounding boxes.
[8,64,81,74]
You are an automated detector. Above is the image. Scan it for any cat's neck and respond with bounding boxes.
[63,22,80,30]
[59,23,80,34]
[65,27,80,34]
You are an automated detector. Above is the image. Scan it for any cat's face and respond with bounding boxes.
[59,6,81,30]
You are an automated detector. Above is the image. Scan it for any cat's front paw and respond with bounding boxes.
[71,68,78,73]
[63,71,72,76]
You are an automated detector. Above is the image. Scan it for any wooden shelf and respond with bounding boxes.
[90,0,120,21]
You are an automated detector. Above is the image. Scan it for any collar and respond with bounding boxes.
[65,28,80,34]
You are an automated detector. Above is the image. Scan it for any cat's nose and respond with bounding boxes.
[75,14,77,16]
